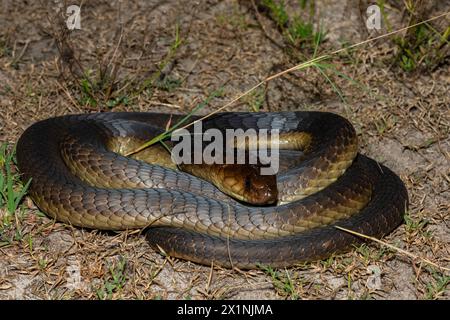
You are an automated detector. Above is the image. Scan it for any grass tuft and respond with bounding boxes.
[259,265,300,299]
[259,0,326,51]
[96,257,128,300]
[391,1,449,72]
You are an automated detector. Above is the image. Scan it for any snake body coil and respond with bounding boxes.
[16,112,408,269]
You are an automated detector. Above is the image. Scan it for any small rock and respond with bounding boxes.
[326,276,346,291]
[43,232,74,254]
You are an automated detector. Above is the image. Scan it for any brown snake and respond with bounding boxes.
[16,111,408,269]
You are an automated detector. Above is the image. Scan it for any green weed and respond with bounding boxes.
[425,271,449,300]
[392,1,449,72]
[404,214,429,234]
[0,37,11,58]
[259,265,300,299]
[96,257,128,300]
[0,143,31,225]
[244,87,266,112]
[260,0,326,51]
[79,76,98,107]
[106,95,130,109]
[154,77,182,92]
[261,0,289,28]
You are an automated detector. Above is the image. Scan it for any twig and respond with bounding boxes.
[5,39,30,67]
[335,226,450,273]
[55,81,83,112]
[148,101,183,109]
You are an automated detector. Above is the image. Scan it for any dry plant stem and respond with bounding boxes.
[250,0,285,49]
[335,226,450,273]
[104,25,124,102]
[5,39,29,67]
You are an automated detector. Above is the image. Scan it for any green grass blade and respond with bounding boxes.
[315,62,385,101]
[314,64,347,104]
[13,178,31,213]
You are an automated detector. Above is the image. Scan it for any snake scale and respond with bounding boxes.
[16,111,408,269]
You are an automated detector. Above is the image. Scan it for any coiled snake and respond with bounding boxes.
[16,112,408,269]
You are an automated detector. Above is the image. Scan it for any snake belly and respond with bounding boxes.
[16,111,408,269]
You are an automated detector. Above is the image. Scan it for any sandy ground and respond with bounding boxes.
[0,0,449,299]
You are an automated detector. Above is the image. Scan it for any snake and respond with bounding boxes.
[16,111,408,269]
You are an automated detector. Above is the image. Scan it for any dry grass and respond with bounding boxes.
[0,0,449,300]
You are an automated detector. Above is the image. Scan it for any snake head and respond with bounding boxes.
[220,164,278,205]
